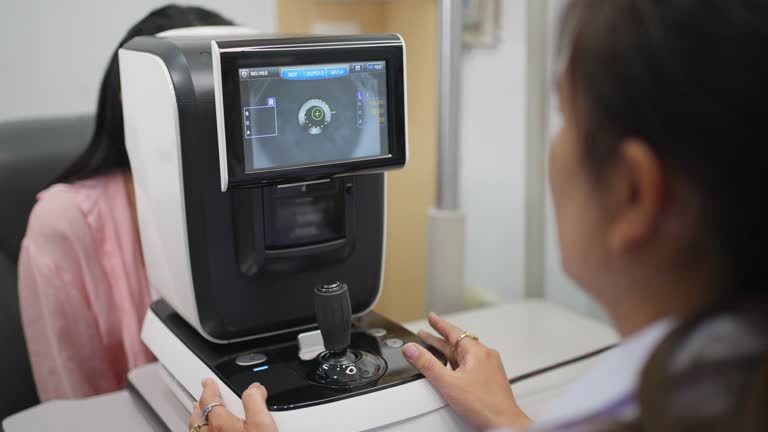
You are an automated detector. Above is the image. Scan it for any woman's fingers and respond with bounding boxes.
[199,378,224,411]
[426,313,481,365]
[453,336,483,367]
[193,378,279,432]
[189,402,205,430]
[417,330,451,357]
[402,342,452,388]
[427,312,464,345]
[241,383,278,432]
[199,378,245,431]
[417,329,462,368]
[406,339,526,430]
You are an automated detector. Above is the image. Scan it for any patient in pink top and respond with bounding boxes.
[17,5,233,401]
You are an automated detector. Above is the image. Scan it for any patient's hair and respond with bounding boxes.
[56,5,233,183]
[558,0,764,294]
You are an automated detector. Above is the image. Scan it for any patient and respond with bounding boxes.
[192,0,767,431]
[18,5,233,401]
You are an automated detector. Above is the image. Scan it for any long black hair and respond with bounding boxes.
[56,5,233,183]
[557,0,765,293]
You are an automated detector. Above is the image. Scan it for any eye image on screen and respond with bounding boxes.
[238,61,389,172]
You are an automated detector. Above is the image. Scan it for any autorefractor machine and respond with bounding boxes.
[119,27,456,430]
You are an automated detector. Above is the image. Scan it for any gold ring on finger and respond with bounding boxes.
[451,331,479,359]
[190,423,208,432]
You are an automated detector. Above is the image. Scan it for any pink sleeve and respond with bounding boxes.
[18,188,120,401]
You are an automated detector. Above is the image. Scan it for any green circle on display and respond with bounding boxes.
[299,98,332,134]
[311,107,324,121]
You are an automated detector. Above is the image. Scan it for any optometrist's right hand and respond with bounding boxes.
[402,312,532,430]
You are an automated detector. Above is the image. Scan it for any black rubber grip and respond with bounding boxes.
[314,281,352,353]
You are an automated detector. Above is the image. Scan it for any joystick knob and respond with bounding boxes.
[314,281,351,354]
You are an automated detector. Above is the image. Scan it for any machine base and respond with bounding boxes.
[141,300,450,430]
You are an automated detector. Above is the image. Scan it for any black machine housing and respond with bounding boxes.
[123,33,406,341]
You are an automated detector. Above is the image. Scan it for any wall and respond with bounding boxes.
[0,0,276,122]
[377,0,439,321]
[459,0,605,320]
[460,0,527,303]
[277,0,438,322]
[541,0,606,320]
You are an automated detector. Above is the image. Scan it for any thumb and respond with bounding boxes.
[242,383,278,432]
[402,343,451,387]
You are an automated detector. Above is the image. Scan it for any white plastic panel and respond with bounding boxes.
[118,49,203,334]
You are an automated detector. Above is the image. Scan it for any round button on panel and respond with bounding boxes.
[369,328,387,337]
[384,338,404,348]
[235,353,267,366]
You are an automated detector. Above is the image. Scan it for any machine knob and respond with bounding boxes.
[314,281,351,354]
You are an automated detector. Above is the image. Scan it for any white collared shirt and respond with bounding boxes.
[534,318,675,429]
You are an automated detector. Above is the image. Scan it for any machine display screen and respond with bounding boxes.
[237,61,389,173]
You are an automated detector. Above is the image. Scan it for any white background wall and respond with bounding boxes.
[0,0,276,122]
[461,0,527,303]
[542,0,606,320]
[460,0,605,321]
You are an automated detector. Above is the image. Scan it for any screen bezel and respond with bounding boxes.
[217,39,406,188]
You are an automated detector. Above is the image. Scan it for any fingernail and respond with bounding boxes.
[403,343,419,360]
[248,382,263,389]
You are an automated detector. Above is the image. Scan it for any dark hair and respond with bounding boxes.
[557,0,765,293]
[56,5,233,183]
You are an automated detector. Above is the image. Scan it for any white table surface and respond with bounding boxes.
[3,300,618,432]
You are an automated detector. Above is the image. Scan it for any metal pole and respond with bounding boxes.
[524,0,550,298]
[427,0,466,314]
[437,0,463,210]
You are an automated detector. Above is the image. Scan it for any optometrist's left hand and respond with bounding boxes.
[189,378,279,432]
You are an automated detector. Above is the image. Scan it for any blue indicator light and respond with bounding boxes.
[252,365,269,372]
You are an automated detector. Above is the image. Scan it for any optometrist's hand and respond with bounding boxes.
[189,378,278,432]
[402,313,532,430]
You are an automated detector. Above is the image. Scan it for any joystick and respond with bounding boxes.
[314,281,352,356]
[311,282,386,387]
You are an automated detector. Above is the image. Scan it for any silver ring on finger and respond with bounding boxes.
[201,402,223,423]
